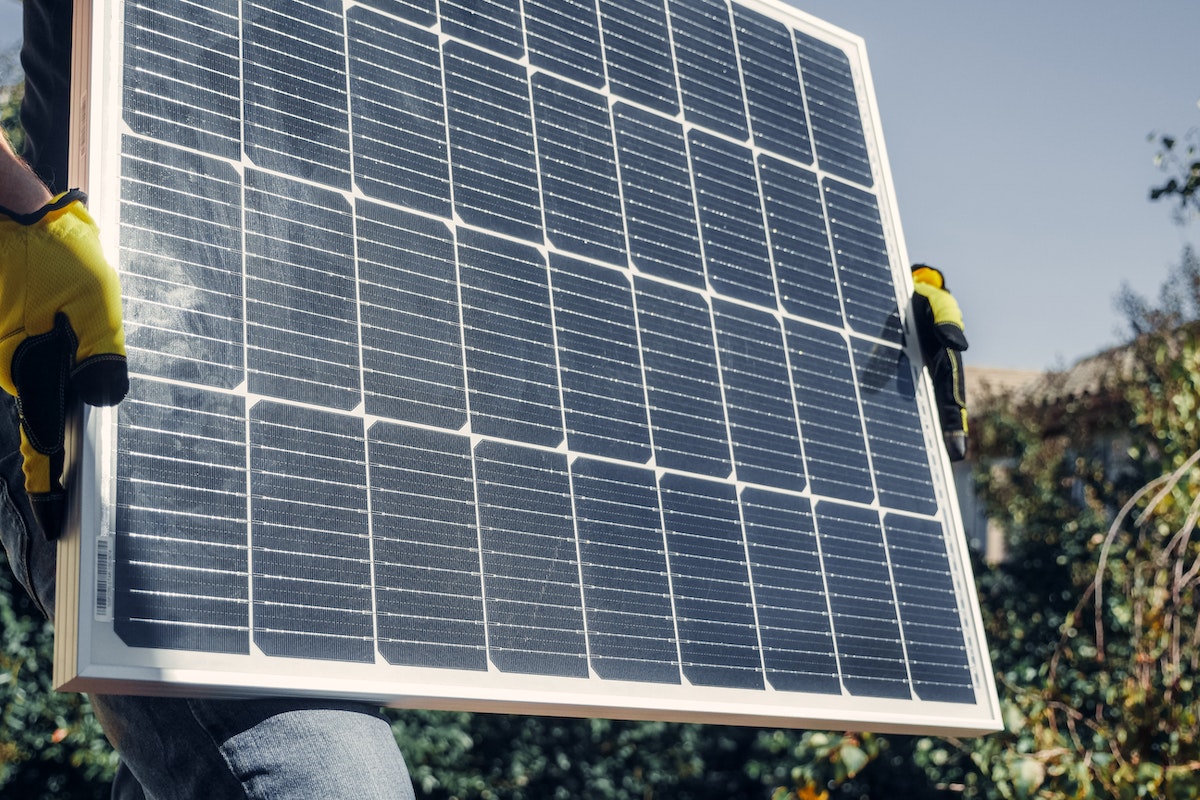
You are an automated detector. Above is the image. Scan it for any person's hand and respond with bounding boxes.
[0,191,128,539]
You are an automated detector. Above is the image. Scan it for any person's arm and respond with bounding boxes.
[0,130,128,539]
[0,132,53,214]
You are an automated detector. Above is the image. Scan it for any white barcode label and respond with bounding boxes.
[95,535,114,622]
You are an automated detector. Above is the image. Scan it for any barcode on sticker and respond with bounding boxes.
[95,535,114,622]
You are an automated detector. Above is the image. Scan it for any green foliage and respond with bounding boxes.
[0,568,117,799]
[0,78,23,156]
[1116,246,1200,338]
[0,40,23,155]
[389,710,798,799]
[941,260,1200,799]
[1150,125,1200,218]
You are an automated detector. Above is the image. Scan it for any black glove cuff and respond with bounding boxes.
[0,189,87,226]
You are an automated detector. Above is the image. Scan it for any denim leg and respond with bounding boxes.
[0,392,56,620]
[91,694,415,800]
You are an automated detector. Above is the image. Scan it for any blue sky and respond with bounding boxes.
[3,1,1197,369]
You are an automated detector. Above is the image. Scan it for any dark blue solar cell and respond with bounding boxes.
[123,0,240,159]
[474,440,588,677]
[370,423,487,671]
[242,0,350,187]
[689,131,775,306]
[635,279,731,478]
[741,489,839,694]
[785,319,874,504]
[549,255,652,462]
[532,74,627,265]
[572,458,681,684]
[525,0,604,87]
[853,340,938,515]
[357,0,436,26]
[243,170,362,410]
[713,300,805,491]
[883,513,976,703]
[733,5,813,163]
[347,7,450,215]
[444,41,543,243]
[440,0,524,57]
[824,180,903,340]
[598,0,679,115]
[119,135,244,389]
[814,501,910,698]
[669,0,748,140]
[794,30,872,186]
[759,155,842,327]
[114,380,248,654]
[357,201,466,428]
[458,230,563,447]
[660,473,763,690]
[613,104,704,288]
[250,402,374,662]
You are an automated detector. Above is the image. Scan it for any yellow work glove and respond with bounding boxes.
[0,191,128,539]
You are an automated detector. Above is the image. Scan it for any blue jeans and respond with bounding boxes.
[0,394,415,800]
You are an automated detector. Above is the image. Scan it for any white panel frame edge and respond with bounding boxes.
[51,0,1003,736]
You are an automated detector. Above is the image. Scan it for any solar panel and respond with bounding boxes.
[54,0,1001,734]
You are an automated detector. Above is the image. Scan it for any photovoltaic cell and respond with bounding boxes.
[883,513,976,703]
[369,424,486,670]
[712,300,805,492]
[243,171,361,410]
[598,0,679,115]
[440,0,525,59]
[444,41,542,242]
[241,0,351,187]
[786,320,874,504]
[458,230,562,446]
[119,136,244,388]
[549,255,652,462]
[114,381,248,654]
[734,4,814,165]
[669,0,749,140]
[72,0,998,734]
[759,155,843,327]
[689,130,775,306]
[824,179,904,340]
[532,73,627,264]
[794,27,873,186]
[614,104,705,288]
[572,458,679,684]
[356,202,465,428]
[815,501,910,698]
[475,441,587,678]
[661,474,762,690]
[741,489,839,694]
[250,402,374,662]
[853,340,939,515]
[525,0,606,87]
[347,8,450,216]
[121,0,241,159]
[635,279,731,478]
